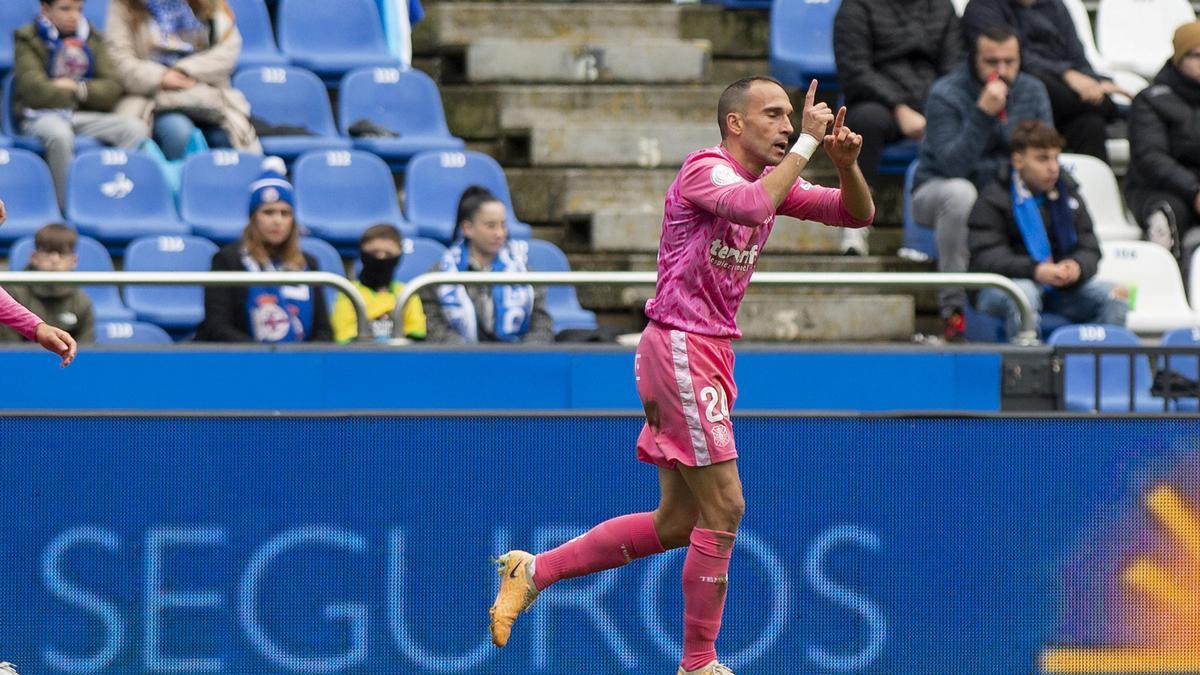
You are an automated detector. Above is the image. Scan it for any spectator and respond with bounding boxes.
[195,167,332,342]
[913,25,1053,340]
[12,0,148,208]
[833,0,962,255]
[421,186,554,344]
[969,120,1127,338]
[1126,21,1200,266]
[0,224,95,344]
[105,0,260,159]
[962,0,1124,161]
[331,223,427,343]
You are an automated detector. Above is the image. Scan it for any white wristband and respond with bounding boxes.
[789,134,820,160]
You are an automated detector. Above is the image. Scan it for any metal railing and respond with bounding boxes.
[396,271,1041,344]
[0,271,372,342]
[1054,345,1200,413]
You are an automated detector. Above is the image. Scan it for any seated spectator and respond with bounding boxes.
[105,0,260,159]
[1126,21,1200,267]
[969,120,1127,338]
[913,25,1053,340]
[421,186,554,344]
[0,224,95,344]
[195,166,331,342]
[962,0,1124,161]
[332,223,427,343]
[12,0,149,208]
[833,0,962,255]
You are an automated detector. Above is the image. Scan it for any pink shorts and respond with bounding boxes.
[635,321,738,469]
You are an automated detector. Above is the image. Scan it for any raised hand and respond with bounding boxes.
[800,79,835,141]
[822,106,863,169]
[0,198,6,225]
[978,76,1008,117]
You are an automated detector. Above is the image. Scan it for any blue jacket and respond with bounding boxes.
[915,63,1053,189]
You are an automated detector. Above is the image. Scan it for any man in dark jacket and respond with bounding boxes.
[832,0,962,255]
[962,0,1124,161]
[1126,21,1200,267]
[912,25,1053,339]
[969,120,1127,338]
[13,0,148,208]
[0,224,95,344]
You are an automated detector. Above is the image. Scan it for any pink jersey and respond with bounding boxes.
[0,286,43,341]
[644,145,873,339]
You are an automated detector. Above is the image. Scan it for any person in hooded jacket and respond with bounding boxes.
[331,223,427,343]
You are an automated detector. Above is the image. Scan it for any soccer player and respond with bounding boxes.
[488,77,874,675]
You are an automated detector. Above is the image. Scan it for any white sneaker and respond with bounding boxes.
[840,226,869,256]
[1146,210,1179,257]
[676,660,734,674]
[0,662,19,675]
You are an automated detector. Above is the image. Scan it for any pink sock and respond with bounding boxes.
[532,512,665,590]
[680,527,735,671]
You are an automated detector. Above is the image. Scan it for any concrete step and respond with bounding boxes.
[737,293,915,341]
[505,167,677,223]
[680,4,770,59]
[503,121,720,166]
[461,39,710,84]
[414,3,687,51]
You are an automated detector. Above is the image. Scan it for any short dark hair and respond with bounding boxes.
[970,25,1020,64]
[360,223,402,248]
[717,76,785,139]
[1010,120,1064,152]
[34,223,77,254]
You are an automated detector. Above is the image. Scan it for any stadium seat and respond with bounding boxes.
[66,149,189,249]
[179,150,265,243]
[702,0,772,8]
[1159,327,1200,411]
[122,235,219,332]
[1186,247,1200,314]
[232,67,352,160]
[0,148,61,250]
[292,149,413,248]
[8,234,136,322]
[95,320,173,345]
[337,68,465,168]
[879,139,919,175]
[523,239,598,333]
[275,0,400,84]
[1060,0,1149,99]
[1059,153,1141,242]
[404,150,532,243]
[2,74,102,155]
[1096,0,1195,79]
[394,237,448,283]
[83,0,108,31]
[299,235,345,308]
[1097,241,1194,334]
[225,0,288,68]
[1047,323,1164,411]
[770,0,840,87]
[0,136,10,147]
[950,0,970,15]
[0,1,36,79]
[898,160,936,262]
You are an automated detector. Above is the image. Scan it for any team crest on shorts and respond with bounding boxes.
[711,424,730,448]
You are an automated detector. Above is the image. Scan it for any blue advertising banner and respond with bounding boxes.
[0,416,1194,673]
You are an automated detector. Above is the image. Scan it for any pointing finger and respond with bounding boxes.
[805,79,818,107]
[833,106,846,134]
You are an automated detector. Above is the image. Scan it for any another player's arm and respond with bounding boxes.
[761,79,834,208]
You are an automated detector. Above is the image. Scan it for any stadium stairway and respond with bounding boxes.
[414,0,927,340]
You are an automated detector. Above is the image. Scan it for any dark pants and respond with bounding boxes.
[844,101,902,190]
[1035,73,1116,162]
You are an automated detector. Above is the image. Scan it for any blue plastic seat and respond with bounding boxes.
[0,148,62,249]
[1047,323,1164,412]
[179,150,264,243]
[66,149,189,249]
[2,74,102,155]
[95,320,173,344]
[83,0,108,31]
[0,1,36,78]
[704,0,771,7]
[275,0,399,84]
[770,0,840,87]
[232,67,353,160]
[337,67,465,168]
[8,234,136,322]
[524,239,598,333]
[1159,327,1200,412]
[879,139,919,175]
[404,150,533,243]
[0,136,10,147]
[900,159,937,261]
[122,235,219,331]
[292,149,413,248]
[226,0,288,68]
[299,236,345,308]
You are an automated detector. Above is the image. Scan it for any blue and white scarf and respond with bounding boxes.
[35,14,93,81]
[436,239,533,342]
[240,249,315,343]
[146,0,208,65]
[1011,168,1077,267]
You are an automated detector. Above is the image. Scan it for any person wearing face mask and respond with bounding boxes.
[330,223,427,343]
[421,186,554,344]
[195,165,331,342]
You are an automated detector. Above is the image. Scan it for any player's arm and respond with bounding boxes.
[823,107,874,222]
[760,79,835,208]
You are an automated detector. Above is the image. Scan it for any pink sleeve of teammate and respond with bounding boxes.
[678,158,776,228]
[778,179,875,228]
[0,286,43,341]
